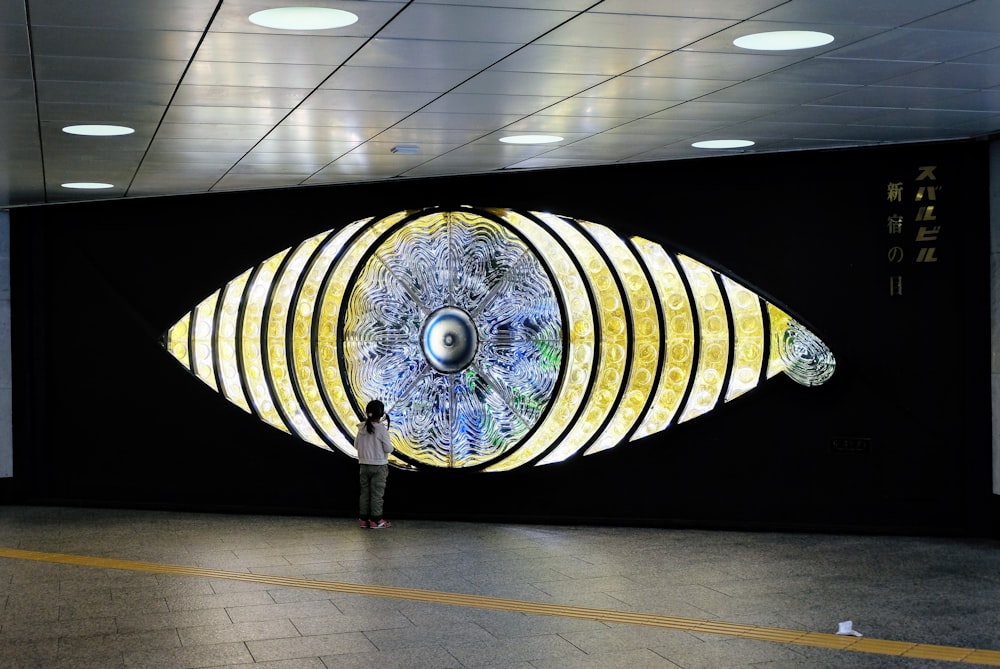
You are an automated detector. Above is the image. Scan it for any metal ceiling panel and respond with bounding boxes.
[629,51,804,81]
[814,85,974,110]
[376,4,578,42]
[182,61,337,89]
[300,89,439,111]
[28,0,218,30]
[906,0,1000,31]
[415,0,595,10]
[503,115,626,134]
[171,85,313,108]
[30,26,202,60]
[535,96,673,119]
[265,125,384,142]
[454,70,608,97]
[757,58,932,85]
[827,28,1000,62]
[930,90,1000,112]
[754,0,972,26]
[209,0,406,35]
[699,81,858,105]
[196,32,367,65]
[33,55,189,85]
[579,76,738,101]
[594,0,786,20]
[321,66,478,92]
[647,101,791,123]
[155,123,276,140]
[420,92,564,115]
[348,38,519,70]
[37,81,175,106]
[282,108,411,128]
[1,0,998,208]
[879,63,1000,90]
[493,44,668,75]
[537,13,736,50]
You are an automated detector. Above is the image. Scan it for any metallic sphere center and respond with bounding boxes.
[420,307,479,373]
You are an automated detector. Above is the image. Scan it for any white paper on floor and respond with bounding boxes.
[836,620,863,636]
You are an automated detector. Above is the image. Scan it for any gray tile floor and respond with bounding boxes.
[0,505,998,668]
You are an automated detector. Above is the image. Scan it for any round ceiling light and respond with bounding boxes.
[692,139,756,149]
[249,7,358,30]
[499,135,563,145]
[61,182,114,189]
[733,30,834,51]
[62,124,134,136]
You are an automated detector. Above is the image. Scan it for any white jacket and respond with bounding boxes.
[355,421,393,465]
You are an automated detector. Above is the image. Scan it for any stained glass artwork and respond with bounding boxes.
[163,206,835,471]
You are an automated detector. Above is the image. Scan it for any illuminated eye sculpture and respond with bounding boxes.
[164,207,835,471]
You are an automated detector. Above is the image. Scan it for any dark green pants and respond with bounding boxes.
[359,464,388,519]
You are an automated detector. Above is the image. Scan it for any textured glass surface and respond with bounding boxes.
[217,270,252,413]
[536,212,625,466]
[722,275,764,401]
[191,291,219,392]
[267,234,325,447]
[482,209,593,472]
[293,220,369,458]
[166,313,190,369]
[767,303,836,386]
[630,238,692,441]
[343,210,562,468]
[579,220,659,457]
[317,211,411,464]
[242,251,289,433]
[677,255,729,424]
[164,206,835,471]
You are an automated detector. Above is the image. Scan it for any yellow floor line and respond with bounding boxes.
[2,546,999,666]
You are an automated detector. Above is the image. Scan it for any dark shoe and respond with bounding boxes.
[370,519,392,529]
[358,518,370,529]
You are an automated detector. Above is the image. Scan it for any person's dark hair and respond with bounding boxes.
[364,400,388,433]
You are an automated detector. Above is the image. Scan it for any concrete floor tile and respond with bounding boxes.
[1,507,997,669]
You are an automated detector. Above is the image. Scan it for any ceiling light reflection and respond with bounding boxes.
[249,7,358,30]
[692,139,755,149]
[62,125,134,136]
[733,30,834,50]
[61,182,114,189]
[499,135,563,145]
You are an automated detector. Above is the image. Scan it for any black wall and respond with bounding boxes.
[9,139,995,536]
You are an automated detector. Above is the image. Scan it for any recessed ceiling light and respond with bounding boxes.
[692,139,756,149]
[733,30,834,51]
[249,7,358,30]
[62,124,134,136]
[61,182,114,189]
[391,144,420,154]
[499,135,563,145]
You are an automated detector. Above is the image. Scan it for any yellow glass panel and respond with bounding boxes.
[579,221,658,456]
[292,219,369,457]
[721,275,764,401]
[165,313,191,371]
[535,212,626,466]
[242,251,290,433]
[484,209,594,472]
[267,233,327,448]
[191,291,219,392]
[630,238,693,441]
[767,302,792,379]
[217,269,252,413]
[317,211,411,465]
[677,255,728,424]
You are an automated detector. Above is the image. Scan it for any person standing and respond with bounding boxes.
[355,400,394,528]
